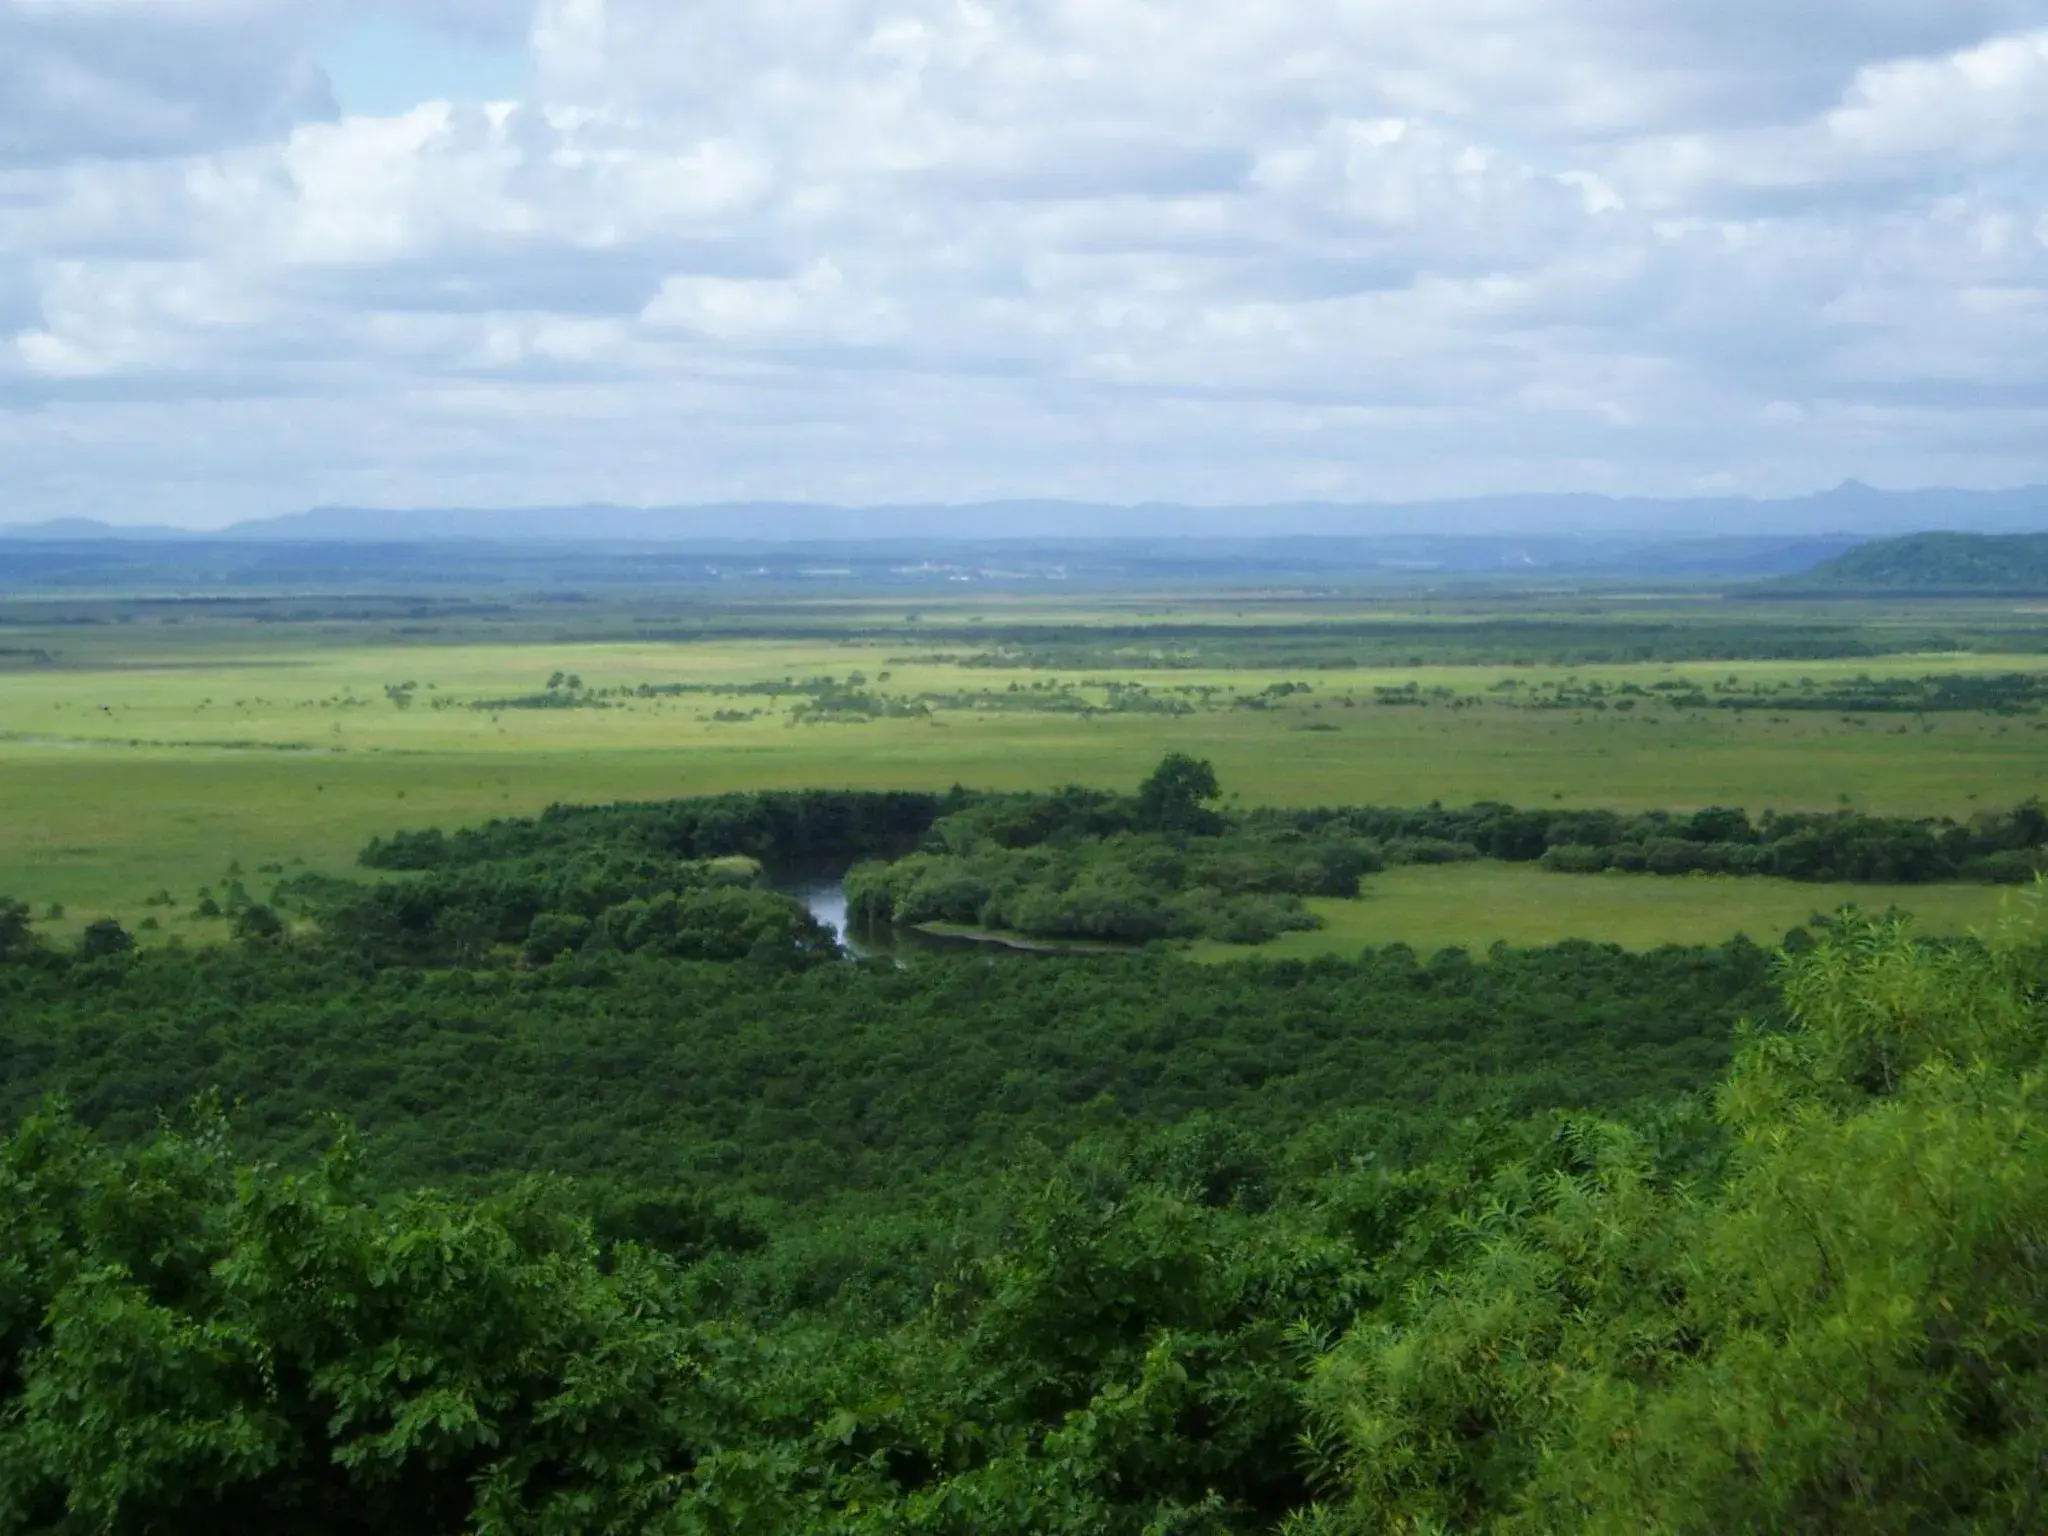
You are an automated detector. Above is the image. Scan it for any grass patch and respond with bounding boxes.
[1188,863,2024,960]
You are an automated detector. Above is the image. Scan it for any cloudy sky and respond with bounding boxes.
[2,0,2046,526]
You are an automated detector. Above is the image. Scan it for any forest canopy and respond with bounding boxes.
[1,773,2044,1532]
[0,905,2040,1532]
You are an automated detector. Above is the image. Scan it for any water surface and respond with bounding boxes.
[775,869,1136,960]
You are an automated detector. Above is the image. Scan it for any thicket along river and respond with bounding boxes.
[773,870,1133,959]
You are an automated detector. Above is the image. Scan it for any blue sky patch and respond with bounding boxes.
[320,17,527,116]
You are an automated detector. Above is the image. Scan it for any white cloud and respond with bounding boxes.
[1614,28,2048,209]
[0,0,330,166]
[1,0,2046,523]
[642,260,868,341]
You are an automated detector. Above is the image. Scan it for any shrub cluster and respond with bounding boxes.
[845,757,1376,944]
[1267,798,2048,884]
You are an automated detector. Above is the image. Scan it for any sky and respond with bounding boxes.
[1,1,2045,528]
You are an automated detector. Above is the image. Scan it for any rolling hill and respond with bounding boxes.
[1788,531,2048,592]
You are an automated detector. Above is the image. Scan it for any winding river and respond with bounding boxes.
[773,870,1129,959]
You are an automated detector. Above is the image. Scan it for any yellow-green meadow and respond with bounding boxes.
[3,592,2042,945]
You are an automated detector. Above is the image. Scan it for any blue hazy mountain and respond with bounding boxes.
[5,482,2043,545]
[206,481,2046,543]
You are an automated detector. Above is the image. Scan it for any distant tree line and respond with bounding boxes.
[1264,799,2048,884]
[904,616,2048,669]
[361,787,953,873]
[1484,671,2048,716]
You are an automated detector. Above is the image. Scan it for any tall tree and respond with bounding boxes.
[1135,754,1223,834]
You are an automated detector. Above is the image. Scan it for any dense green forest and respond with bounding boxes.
[2,906,2041,1530]
[3,778,2046,1532]
[1791,531,2048,591]
[0,928,1761,1206]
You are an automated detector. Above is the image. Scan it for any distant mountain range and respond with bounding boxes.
[0,532,1869,595]
[4,485,2043,595]
[4,481,2045,544]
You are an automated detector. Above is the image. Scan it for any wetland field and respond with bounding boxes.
[3,586,2041,949]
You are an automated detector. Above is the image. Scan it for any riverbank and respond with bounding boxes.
[912,921,1139,956]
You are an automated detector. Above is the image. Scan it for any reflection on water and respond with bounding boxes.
[773,873,935,961]
[776,876,879,959]
[772,872,1060,961]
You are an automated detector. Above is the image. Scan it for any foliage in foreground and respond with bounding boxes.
[1,900,2042,1532]
[1296,896,2048,1534]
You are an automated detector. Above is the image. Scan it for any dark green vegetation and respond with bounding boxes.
[0,790,1785,1532]
[1791,531,2048,592]
[2,882,2042,1530]
[0,909,1761,1208]
[836,772,2048,948]
[847,758,1363,945]
[1267,797,2048,884]
[356,788,946,875]
[308,772,2048,964]
[1489,668,2048,714]
[337,789,944,966]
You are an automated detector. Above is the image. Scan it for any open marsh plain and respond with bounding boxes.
[2,589,2043,948]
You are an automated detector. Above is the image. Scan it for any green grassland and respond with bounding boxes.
[2,592,2043,944]
[1190,863,2025,960]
